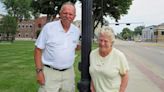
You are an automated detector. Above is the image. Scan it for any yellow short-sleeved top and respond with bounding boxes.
[89,48,129,92]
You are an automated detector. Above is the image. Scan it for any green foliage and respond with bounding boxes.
[134,26,145,36]
[0,15,17,34]
[121,27,133,40]
[0,15,17,42]
[31,0,77,21]
[2,0,33,20]
[2,0,132,24]
[36,30,41,39]
[90,0,133,29]
[31,0,132,24]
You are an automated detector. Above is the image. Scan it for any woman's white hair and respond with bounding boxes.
[98,26,115,42]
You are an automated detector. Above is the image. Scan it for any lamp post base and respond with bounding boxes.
[78,80,91,92]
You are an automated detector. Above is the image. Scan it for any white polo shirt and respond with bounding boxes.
[35,20,80,69]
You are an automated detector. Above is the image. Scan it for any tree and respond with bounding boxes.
[31,0,77,21]
[0,15,17,42]
[91,0,132,29]
[36,29,41,38]
[121,27,133,40]
[2,0,33,21]
[31,0,132,25]
[134,26,145,36]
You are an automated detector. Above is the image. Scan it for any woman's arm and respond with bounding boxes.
[90,80,95,92]
[119,71,129,92]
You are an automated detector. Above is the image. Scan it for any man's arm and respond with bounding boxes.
[119,71,129,92]
[34,47,45,85]
[34,47,43,69]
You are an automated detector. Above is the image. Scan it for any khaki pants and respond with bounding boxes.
[38,66,75,92]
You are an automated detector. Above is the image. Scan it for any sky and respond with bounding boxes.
[0,1,6,15]
[75,0,164,34]
[1,0,164,33]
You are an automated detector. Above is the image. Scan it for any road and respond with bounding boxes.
[114,40,164,92]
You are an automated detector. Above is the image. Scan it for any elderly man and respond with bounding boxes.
[34,2,80,92]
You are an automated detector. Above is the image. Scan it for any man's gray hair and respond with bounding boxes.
[98,26,115,42]
[59,1,76,14]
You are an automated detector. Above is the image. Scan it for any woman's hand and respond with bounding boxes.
[90,80,95,92]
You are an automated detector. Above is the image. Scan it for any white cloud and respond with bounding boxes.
[1,0,164,34]
[108,0,164,33]
[74,0,164,33]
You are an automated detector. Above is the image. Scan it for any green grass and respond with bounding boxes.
[0,41,37,92]
[0,41,98,92]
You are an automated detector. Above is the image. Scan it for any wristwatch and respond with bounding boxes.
[36,68,43,73]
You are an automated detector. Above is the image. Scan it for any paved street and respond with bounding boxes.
[114,40,164,92]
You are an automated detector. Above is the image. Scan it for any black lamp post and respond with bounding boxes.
[77,0,93,92]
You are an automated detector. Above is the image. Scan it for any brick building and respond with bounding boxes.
[15,16,47,40]
[15,17,82,40]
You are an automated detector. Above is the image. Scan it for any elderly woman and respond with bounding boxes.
[89,26,129,92]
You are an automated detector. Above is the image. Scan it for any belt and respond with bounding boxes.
[44,64,69,71]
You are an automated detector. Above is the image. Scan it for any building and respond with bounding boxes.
[142,25,157,42]
[142,23,164,42]
[34,16,47,32]
[16,20,35,40]
[155,23,164,42]
[15,16,47,40]
[15,17,82,40]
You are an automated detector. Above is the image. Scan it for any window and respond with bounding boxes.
[154,31,158,35]
[29,24,32,28]
[38,23,42,28]
[161,31,164,35]
[26,24,28,28]
[22,24,24,28]
[26,33,28,37]
[18,34,21,37]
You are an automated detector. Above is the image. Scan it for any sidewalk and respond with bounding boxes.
[115,39,164,48]
[126,63,162,92]
[115,40,163,92]
[137,41,164,47]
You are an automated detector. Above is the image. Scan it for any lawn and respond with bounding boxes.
[0,41,37,92]
[0,41,98,92]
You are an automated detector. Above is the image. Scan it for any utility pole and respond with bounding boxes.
[77,0,92,92]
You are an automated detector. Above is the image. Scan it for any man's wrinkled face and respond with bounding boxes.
[59,5,76,24]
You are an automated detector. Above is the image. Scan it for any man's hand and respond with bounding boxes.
[36,71,45,85]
